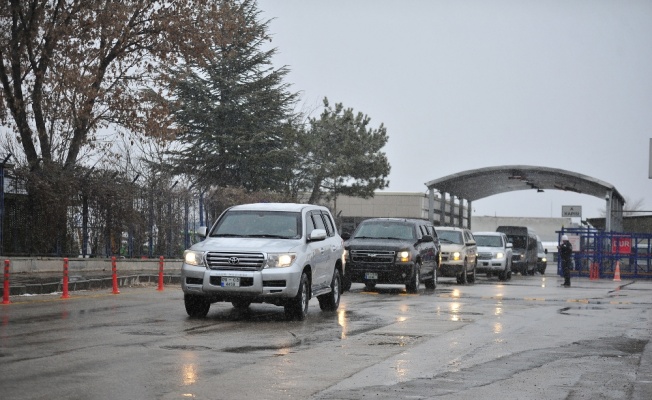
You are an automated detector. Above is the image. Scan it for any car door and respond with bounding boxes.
[305,210,331,290]
[464,230,477,269]
[418,224,437,278]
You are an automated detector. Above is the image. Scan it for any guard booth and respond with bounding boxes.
[558,228,652,279]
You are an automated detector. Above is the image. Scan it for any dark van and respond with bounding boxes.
[496,226,538,275]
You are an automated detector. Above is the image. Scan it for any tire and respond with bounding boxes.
[406,264,420,293]
[425,264,437,289]
[461,259,468,284]
[184,294,210,318]
[318,269,341,311]
[506,270,512,281]
[231,299,251,310]
[342,270,352,292]
[467,261,476,284]
[498,270,506,281]
[284,272,310,321]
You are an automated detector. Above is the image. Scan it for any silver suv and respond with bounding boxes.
[435,226,477,284]
[181,203,345,320]
[473,231,513,281]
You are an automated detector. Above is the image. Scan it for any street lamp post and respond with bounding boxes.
[0,153,13,256]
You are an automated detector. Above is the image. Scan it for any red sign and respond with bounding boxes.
[611,236,632,254]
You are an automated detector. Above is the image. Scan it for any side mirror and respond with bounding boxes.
[544,249,548,254]
[420,235,434,243]
[309,228,327,242]
[466,240,476,246]
[506,243,513,248]
[341,232,351,240]
[196,226,208,238]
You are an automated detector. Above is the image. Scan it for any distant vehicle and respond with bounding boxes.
[537,239,548,274]
[342,218,440,293]
[496,226,538,275]
[435,226,477,284]
[473,231,513,281]
[181,203,345,320]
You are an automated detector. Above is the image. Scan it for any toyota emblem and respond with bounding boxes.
[229,257,240,264]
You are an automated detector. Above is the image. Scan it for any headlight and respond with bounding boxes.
[397,250,410,262]
[343,249,350,260]
[520,254,525,259]
[184,250,204,266]
[496,252,504,259]
[265,253,296,268]
[542,257,547,262]
[452,251,461,261]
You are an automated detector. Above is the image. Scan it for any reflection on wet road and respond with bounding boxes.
[0,271,650,399]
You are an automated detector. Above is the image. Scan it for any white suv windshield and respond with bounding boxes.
[437,230,464,244]
[210,210,301,239]
[475,236,503,247]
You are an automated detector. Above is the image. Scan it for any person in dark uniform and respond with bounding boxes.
[558,234,573,287]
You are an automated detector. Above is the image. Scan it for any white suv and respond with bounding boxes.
[181,203,345,320]
[435,226,477,284]
[473,231,513,281]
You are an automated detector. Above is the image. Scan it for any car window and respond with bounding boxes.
[475,235,503,247]
[436,230,463,244]
[311,211,327,233]
[211,210,301,239]
[320,211,336,237]
[354,221,416,240]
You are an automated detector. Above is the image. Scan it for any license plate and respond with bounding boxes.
[365,272,378,280]
[221,277,240,287]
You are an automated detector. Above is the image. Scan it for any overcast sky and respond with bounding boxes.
[257,0,652,220]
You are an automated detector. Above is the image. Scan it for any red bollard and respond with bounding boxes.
[2,260,10,305]
[61,258,70,299]
[111,256,120,294]
[157,256,164,291]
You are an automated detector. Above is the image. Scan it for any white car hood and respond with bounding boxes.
[190,237,304,253]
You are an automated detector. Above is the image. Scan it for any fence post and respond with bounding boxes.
[61,258,70,299]
[111,256,120,294]
[157,256,164,291]
[2,259,9,304]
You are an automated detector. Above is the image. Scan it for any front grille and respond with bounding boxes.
[206,252,265,271]
[350,250,395,264]
[478,252,493,260]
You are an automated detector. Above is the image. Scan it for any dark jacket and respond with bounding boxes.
[559,241,573,262]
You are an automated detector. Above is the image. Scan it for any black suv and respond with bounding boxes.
[342,218,441,293]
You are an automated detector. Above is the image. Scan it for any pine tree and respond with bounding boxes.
[167,0,299,192]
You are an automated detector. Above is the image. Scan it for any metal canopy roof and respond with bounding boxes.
[424,165,625,203]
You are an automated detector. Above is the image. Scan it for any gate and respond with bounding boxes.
[558,228,652,279]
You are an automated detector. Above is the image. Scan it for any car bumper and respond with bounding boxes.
[439,261,464,277]
[347,262,415,284]
[476,259,508,273]
[181,263,301,301]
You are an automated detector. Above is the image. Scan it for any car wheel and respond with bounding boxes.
[506,270,512,281]
[184,294,210,318]
[406,264,420,293]
[284,272,310,321]
[467,261,476,284]
[318,268,341,311]
[498,270,505,281]
[231,299,251,310]
[425,265,437,289]
[462,259,468,284]
[342,270,352,292]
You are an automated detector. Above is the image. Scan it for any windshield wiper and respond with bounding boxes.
[439,238,454,243]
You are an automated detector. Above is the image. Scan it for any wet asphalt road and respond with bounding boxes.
[1,269,651,400]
